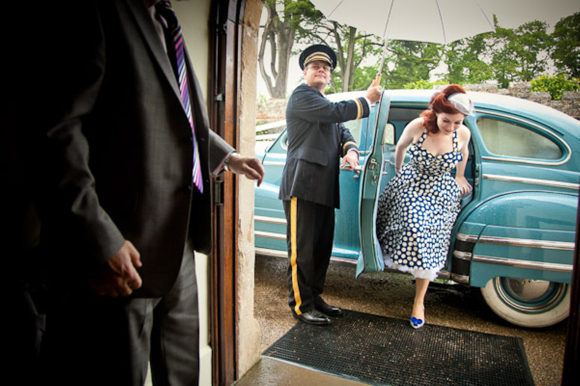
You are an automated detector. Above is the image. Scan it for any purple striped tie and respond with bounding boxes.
[156,0,203,193]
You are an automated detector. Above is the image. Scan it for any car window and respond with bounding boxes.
[383,108,423,145]
[477,117,563,160]
[382,123,395,145]
[343,119,362,144]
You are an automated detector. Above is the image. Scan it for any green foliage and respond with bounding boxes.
[260,3,578,99]
[403,79,447,90]
[489,17,550,88]
[256,93,269,109]
[381,40,443,89]
[530,73,580,100]
[444,34,494,85]
[551,12,580,78]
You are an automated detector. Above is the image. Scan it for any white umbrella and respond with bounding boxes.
[310,0,496,83]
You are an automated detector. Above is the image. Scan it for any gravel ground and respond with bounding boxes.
[254,254,567,386]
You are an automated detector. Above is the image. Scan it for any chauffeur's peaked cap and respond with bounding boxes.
[299,44,337,71]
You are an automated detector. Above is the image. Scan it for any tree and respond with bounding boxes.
[380,40,443,89]
[489,17,550,88]
[326,24,383,92]
[258,0,323,98]
[444,33,494,84]
[551,12,580,78]
[259,2,385,96]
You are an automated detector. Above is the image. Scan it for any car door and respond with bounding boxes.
[356,92,391,276]
[332,117,369,262]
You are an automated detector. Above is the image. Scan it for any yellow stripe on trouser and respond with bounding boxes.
[290,197,303,315]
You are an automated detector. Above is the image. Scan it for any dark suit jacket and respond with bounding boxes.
[28,0,234,297]
[279,84,370,208]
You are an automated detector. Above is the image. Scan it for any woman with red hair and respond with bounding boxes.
[376,84,473,329]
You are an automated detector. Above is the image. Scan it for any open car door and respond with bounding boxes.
[356,92,391,276]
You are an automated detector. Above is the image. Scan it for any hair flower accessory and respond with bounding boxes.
[448,93,475,116]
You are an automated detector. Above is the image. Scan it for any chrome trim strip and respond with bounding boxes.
[255,248,287,258]
[330,257,357,265]
[477,110,572,166]
[472,255,573,273]
[482,174,579,190]
[255,230,285,241]
[359,150,371,155]
[255,216,287,226]
[263,161,286,167]
[254,247,356,265]
[456,233,478,243]
[481,155,570,167]
[478,235,575,251]
[280,132,288,150]
[453,251,472,261]
[450,273,470,284]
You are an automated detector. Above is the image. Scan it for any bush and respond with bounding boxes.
[530,73,579,100]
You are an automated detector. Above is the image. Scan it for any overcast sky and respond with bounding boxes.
[257,0,579,98]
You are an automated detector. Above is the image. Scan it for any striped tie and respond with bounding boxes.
[156,0,203,193]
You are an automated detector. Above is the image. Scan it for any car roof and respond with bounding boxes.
[325,89,580,129]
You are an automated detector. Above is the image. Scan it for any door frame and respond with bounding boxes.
[209,0,245,384]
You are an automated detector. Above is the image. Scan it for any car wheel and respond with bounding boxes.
[480,277,570,328]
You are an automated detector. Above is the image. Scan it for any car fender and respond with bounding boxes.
[453,190,577,288]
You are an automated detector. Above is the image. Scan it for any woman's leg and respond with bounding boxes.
[412,278,430,321]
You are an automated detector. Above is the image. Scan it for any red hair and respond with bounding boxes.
[420,84,467,133]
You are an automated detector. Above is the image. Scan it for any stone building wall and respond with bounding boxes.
[452,82,580,119]
[257,82,580,123]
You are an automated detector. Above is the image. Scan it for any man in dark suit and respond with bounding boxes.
[279,45,381,325]
[19,1,264,385]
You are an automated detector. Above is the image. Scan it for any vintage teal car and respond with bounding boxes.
[254,90,579,328]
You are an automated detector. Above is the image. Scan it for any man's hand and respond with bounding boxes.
[89,240,142,297]
[341,149,359,170]
[366,81,382,104]
[226,154,265,187]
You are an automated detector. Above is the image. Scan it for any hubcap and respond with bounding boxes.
[495,277,567,313]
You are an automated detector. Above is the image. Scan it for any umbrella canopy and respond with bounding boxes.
[311,0,495,44]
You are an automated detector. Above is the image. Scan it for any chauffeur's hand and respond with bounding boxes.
[227,154,265,187]
[89,240,143,297]
[366,84,382,104]
[341,149,359,170]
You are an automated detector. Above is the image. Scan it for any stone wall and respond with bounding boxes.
[440,82,580,119]
[257,82,580,122]
[256,98,287,124]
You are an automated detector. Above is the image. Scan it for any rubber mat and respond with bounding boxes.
[263,310,534,386]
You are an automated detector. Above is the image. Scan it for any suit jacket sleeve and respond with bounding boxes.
[208,130,235,175]
[290,85,370,124]
[31,2,125,266]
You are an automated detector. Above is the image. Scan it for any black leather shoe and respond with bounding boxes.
[292,309,331,325]
[314,299,343,317]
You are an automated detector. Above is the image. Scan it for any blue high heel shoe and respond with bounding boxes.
[410,317,424,329]
[410,305,425,329]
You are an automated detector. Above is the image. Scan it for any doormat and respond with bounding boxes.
[263,310,534,385]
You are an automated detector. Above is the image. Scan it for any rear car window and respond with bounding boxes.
[477,117,563,160]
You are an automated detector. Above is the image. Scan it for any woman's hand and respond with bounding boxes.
[455,176,472,196]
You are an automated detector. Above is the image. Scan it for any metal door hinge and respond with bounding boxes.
[214,179,224,206]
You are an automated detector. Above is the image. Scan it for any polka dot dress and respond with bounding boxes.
[376,130,462,281]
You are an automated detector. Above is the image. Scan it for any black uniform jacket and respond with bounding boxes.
[279,84,370,209]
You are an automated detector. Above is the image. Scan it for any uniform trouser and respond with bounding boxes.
[283,197,335,315]
[40,238,199,386]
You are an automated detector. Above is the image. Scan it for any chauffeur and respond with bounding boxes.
[279,45,382,325]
